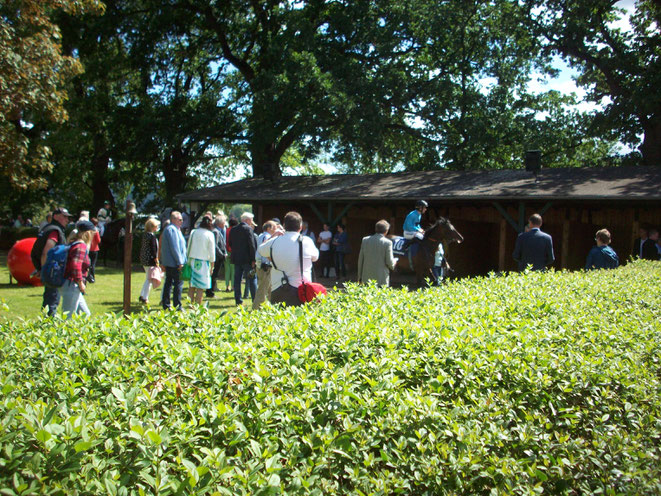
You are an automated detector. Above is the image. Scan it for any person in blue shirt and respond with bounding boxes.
[160,211,187,310]
[402,200,428,249]
[585,229,619,270]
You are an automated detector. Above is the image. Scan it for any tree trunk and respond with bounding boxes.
[640,117,661,166]
[90,137,114,215]
[250,141,283,181]
[163,147,189,199]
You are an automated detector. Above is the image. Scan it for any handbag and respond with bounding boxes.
[148,266,162,288]
[181,230,194,281]
[181,263,192,281]
[296,237,326,303]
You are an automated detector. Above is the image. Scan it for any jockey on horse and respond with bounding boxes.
[402,200,428,250]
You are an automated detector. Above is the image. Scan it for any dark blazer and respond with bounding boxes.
[513,228,555,271]
[228,222,256,265]
[214,226,227,258]
[641,238,660,261]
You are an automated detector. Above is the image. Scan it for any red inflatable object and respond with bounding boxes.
[7,238,42,286]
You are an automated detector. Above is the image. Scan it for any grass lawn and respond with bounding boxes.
[0,251,241,321]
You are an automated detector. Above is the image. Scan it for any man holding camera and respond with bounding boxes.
[253,220,278,309]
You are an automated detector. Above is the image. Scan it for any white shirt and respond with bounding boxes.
[258,232,319,290]
[318,230,332,251]
[187,228,216,262]
[256,231,272,265]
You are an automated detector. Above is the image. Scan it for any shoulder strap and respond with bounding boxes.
[44,223,65,243]
[270,238,290,284]
[298,236,305,283]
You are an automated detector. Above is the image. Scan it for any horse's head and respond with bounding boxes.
[425,217,464,244]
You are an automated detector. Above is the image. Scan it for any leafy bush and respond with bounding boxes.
[0,227,39,249]
[1,262,660,494]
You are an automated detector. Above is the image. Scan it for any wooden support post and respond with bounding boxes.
[518,202,526,233]
[122,200,135,316]
[492,202,520,232]
[309,203,327,224]
[632,223,640,257]
[539,201,554,216]
[498,218,507,272]
[331,203,354,228]
[257,204,263,226]
[561,218,570,270]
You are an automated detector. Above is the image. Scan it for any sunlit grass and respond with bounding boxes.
[0,251,240,321]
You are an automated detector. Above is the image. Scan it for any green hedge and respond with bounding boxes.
[0,227,39,250]
[0,227,144,265]
[1,262,660,494]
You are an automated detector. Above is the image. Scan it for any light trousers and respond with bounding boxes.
[61,280,90,319]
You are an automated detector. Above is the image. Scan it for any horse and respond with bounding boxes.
[389,217,464,286]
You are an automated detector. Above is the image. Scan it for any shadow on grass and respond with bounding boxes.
[0,283,41,290]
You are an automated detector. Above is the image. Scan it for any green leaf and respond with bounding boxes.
[146,430,162,445]
[74,440,92,452]
[35,429,51,443]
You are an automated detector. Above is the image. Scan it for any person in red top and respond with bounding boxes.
[87,218,102,283]
[61,220,95,319]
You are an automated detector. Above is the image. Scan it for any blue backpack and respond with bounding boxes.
[40,241,83,288]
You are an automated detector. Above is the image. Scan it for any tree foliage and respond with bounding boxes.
[140,0,627,178]
[3,0,655,213]
[0,0,104,191]
[530,0,661,165]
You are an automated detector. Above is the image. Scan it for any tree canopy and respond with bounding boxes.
[530,0,661,165]
[1,0,657,216]
[0,0,104,192]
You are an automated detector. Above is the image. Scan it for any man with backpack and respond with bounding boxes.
[31,207,73,316]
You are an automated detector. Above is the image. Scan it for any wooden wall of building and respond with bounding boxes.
[255,201,660,278]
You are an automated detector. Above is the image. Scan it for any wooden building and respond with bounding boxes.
[178,166,661,276]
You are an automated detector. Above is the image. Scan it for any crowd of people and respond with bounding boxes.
[154,209,325,310]
[22,201,661,318]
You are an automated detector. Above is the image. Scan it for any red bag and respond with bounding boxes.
[298,281,327,303]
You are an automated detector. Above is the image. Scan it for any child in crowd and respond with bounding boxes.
[432,242,445,286]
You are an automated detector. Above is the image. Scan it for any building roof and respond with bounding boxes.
[177,166,661,204]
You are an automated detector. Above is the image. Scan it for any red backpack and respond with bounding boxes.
[295,236,326,303]
[298,280,327,303]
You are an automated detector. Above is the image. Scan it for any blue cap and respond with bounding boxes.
[76,220,95,232]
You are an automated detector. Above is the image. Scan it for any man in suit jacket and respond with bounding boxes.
[160,211,187,310]
[228,212,258,305]
[632,225,649,259]
[513,213,555,271]
[641,228,660,260]
[357,219,397,286]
